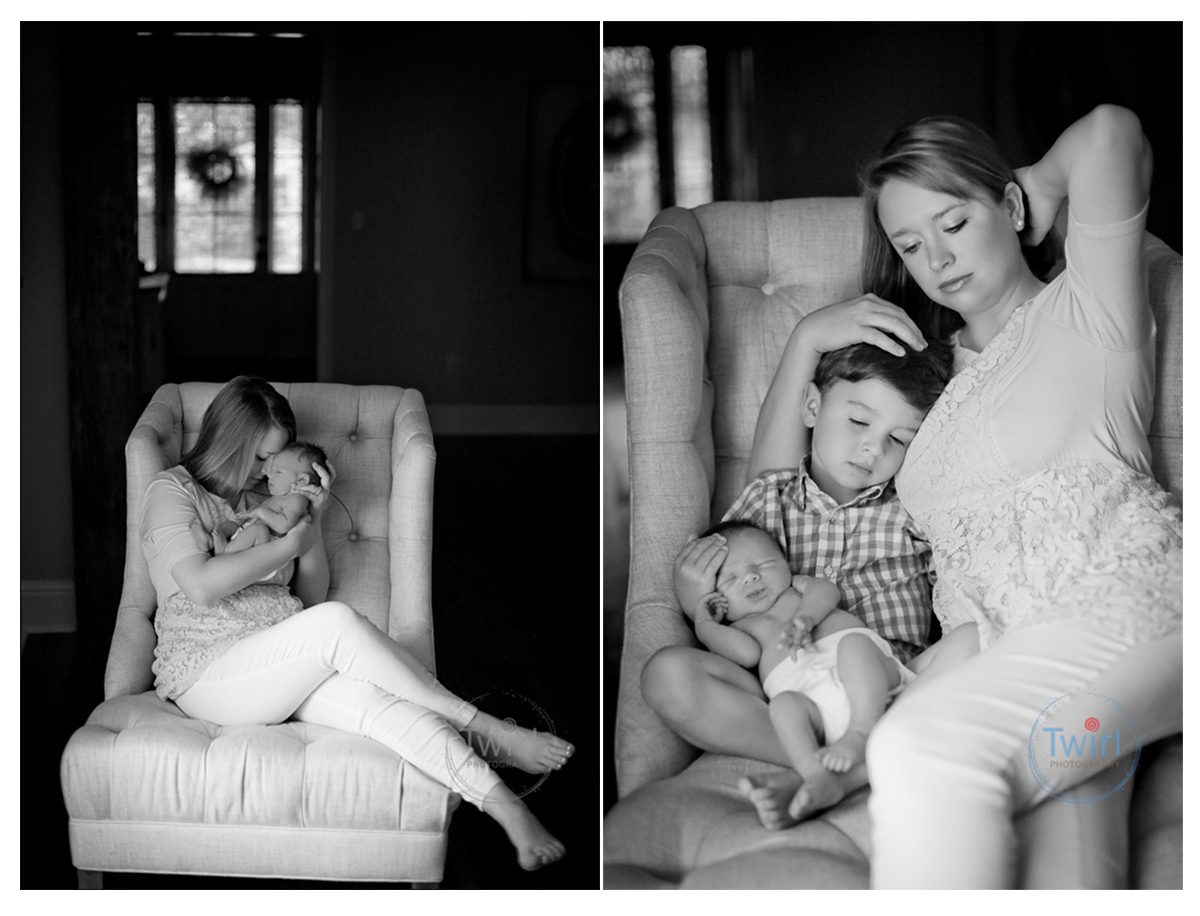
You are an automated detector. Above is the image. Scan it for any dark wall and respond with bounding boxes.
[325,24,598,403]
[21,22,599,609]
[750,22,1180,249]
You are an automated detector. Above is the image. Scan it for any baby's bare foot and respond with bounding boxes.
[738,771,804,830]
[788,767,844,820]
[819,727,869,773]
[470,713,574,775]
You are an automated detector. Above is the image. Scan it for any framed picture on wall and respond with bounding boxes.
[523,81,599,284]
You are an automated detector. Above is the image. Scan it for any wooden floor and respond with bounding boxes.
[21,435,600,890]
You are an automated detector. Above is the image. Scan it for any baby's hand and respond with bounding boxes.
[236,507,263,522]
[779,614,817,659]
[694,592,728,626]
[674,534,728,620]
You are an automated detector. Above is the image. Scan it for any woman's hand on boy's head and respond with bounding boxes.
[802,294,927,358]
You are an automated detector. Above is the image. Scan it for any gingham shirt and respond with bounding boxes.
[723,460,934,662]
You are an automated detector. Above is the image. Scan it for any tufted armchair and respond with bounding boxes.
[605,199,1183,889]
[60,381,452,887]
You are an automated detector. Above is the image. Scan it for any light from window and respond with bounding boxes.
[174,100,256,273]
[137,102,156,271]
[604,46,659,243]
[271,102,303,274]
[604,45,714,244]
[671,46,713,210]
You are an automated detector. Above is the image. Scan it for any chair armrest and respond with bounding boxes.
[103,606,157,699]
[387,388,437,671]
[615,207,718,796]
[104,398,177,699]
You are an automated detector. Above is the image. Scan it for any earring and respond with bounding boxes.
[1016,219,1024,230]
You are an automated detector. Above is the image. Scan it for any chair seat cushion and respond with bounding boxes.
[61,693,456,833]
[603,752,871,889]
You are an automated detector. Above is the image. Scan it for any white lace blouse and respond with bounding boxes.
[895,204,1182,649]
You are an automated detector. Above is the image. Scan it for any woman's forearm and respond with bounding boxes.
[294,531,330,608]
[172,536,298,605]
[748,322,819,481]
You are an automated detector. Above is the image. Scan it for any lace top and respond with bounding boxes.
[141,467,299,699]
[896,208,1182,649]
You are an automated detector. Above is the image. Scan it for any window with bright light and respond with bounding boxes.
[603,44,713,243]
[137,96,310,274]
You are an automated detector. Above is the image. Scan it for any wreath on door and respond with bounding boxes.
[185,145,246,200]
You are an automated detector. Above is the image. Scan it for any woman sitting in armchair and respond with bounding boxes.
[641,105,1182,888]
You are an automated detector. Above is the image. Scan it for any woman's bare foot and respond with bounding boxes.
[468,711,574,775]
[483,785,566,871]
[819,726,868,773]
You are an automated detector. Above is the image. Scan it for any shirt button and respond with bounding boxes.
[824,565,835,576]
[348,532,358,542]
[349,433,358,442]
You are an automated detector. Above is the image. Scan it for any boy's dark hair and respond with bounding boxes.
[284,440,328,484]
[813,337,954,414]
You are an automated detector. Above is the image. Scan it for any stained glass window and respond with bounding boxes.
[671,46,713,210]
[174,100,256,273]
[603,46,659,243]
[136,102,156,271]
[271,101,304,274]
[604,45,714,243]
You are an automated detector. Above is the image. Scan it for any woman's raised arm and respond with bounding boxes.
[290,458,336,608]
[1018,104,1151,242]
[748,294,927,482]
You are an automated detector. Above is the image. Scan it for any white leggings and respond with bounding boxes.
[866,620,1182,888]
[175,601,503,809]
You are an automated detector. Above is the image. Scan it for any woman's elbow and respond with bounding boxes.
[1089,105,1150,157]
[177,581,215,606]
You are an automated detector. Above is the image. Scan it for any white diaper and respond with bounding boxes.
[761,627,915,743]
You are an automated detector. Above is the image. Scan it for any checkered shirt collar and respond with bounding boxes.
[792,454,891,511]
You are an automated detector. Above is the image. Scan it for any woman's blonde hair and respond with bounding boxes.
[182,376,296,501]
[859,116,1058,340]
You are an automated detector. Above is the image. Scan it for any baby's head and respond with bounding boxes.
[264,441,328,497]
[702,520,792,622]
[802,338,953,503]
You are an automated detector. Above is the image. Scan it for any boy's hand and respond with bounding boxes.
[674,534,728,620]
[694,591,728,626]
[236,507,264,522]
[779,614,818,659]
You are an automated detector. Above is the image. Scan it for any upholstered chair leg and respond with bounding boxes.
[77,868,103,889]
[410,881,440,889]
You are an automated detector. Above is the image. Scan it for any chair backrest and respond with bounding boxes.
[616,197,1183,795]
[105,381,437,699]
